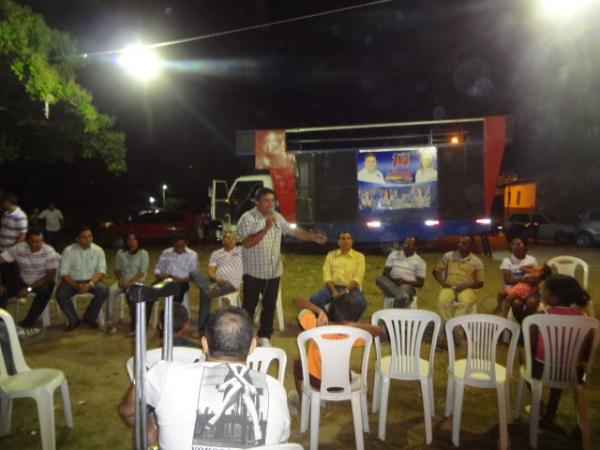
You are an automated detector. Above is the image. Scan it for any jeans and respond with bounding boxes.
[190,271,237,331]
[0,277,55,327]
[55,281,109,324]
[309,285,367,319]
[242,274,280,339]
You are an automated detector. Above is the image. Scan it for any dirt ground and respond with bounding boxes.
[1,238,599,450]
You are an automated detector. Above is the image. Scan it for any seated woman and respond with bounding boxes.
[495,263,551,318]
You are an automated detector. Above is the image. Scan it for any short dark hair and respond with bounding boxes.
[123,231,142,253]
[254,187,276,202]
[204,307,253,361]
[159,303,189,334]
[171,232,188,244]
[2,193,18,205]
[77,226,92,236]
[328,295,361,322]
[26,228,43,239]
[338,230,353,239]
[404,236,418,244]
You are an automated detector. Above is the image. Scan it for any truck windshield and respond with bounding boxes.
[230,180,263,221]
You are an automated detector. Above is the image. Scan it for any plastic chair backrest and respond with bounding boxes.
[0,309,30,380]
[547,256,589,290]
[126,346,206,380]
[246,346,287,384]
[446,314,520,385]
[297,325,372,396]
[371,309,440,378]
[522,314,600,388]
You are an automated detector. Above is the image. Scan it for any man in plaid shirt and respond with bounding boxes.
[237,187,326,347]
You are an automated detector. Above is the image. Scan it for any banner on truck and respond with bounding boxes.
[357,147,438,215]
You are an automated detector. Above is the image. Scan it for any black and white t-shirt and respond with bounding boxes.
[145,361,290,450]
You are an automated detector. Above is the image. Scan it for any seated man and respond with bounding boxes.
[375,236,426,308]
[0,228,59,337]
[190,231,242,333]
[119,307,290,449]
[56,226,108,331]
[433,236,484,327]
[309,231,367,319]
[157,303,198,348]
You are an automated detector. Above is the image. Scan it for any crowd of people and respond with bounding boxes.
[0,188,595,449]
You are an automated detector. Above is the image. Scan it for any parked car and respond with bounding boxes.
[503,212,575,244]
[100,209,200,248]
[576,208,600,247]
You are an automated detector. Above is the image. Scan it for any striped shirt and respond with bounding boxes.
[385,250,427,282]
[154,247,199,279]
[59,243,107,280]
[1,243,59,285]
[209,246,243,289]
[237,207,290,279]
[0,207,28,251]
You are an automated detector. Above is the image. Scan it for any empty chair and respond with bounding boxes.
[126,346,205,380]
[0,309,73,450]
[371,309,441,443]
[547,256,594,316]
[445,314,520,449]
[515,314,600,450]
[247,346,287,384]
[297,325,372,450]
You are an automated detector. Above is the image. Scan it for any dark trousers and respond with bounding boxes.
[242,274,280,339]
[190,271,236,331]
[0,278,55,327]
[55,281,109,324]
[0,263,18,291]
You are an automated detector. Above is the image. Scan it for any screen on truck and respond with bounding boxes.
[357,147,438,218]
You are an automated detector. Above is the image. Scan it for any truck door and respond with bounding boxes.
[210,180,229,222]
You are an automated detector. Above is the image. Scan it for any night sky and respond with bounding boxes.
[4,0,599,221]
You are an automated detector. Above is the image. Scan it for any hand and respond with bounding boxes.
[216,279,226,285]
[118,278,129,289]
[313,233,327,245]
[453,284,466,294]
[17,287,29,298]
[264,213,276,230]
[316,310,329,327]
[395,278,406,286]
[79,283,92,293]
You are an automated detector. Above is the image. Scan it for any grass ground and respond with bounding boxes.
[1,242,599,450]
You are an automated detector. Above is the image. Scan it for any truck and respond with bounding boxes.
[210,116,508,251]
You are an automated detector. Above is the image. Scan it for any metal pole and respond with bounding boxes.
[162,295,174,361]
[162,189,166,210]
[134,301,148,450]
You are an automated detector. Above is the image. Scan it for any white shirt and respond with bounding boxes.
[38,208,64,232]
[357,168,385,184]
[500,254,538,278]
[385,250,427,282]
[209,247,243,289]
[415,168,438,183]
[0,207,27,251]
[154,247,199,279]
[1,243,59,285]
[145,361,290,450]
[237,208,290,279]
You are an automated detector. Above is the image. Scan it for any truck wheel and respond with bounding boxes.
[576,232,594,248]
[554,232,571,245]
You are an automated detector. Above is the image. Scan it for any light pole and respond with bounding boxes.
[162,184,167,209]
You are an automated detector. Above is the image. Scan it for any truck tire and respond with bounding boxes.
[576,231,594,248]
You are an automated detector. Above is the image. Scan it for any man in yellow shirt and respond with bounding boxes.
[308,231,367,319]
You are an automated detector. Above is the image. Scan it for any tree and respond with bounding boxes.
[0,0,126,172]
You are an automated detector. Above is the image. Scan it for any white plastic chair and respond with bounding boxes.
[246,346,287,384]
[217,290,241,308]
[297,325,372,450]
[371,309,441,443]
[0,309,73,450]
[382,295,418,309]
[126,346,205,380]
[151,290,190,328]
[255,286,285,331]
[444,314,520,449]
[515,314,600,450]
[14,293,51,327]
[547,256,595,317]
[250,444,303,450]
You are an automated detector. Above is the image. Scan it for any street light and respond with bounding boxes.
[162,184,167,209]
[538,0,596,16]
[117,45,162,81]
[149,196,155,206]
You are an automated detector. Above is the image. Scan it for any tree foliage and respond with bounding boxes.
[0,0,126,172]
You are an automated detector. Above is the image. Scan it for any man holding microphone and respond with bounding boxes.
[237,187,326,347]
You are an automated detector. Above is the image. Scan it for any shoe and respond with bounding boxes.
[105,323,118,334]
[207,284,221,299]
[16,326,43,338]
[65,319,81,332]
[83,318,100,329]
[258,337,272,347]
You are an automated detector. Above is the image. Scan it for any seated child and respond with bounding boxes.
[495,263,551,318]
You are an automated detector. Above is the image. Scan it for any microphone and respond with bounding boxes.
[267,207,279,229]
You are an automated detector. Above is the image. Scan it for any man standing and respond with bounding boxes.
[433,236,484,325]
[376,236,426,308]
[309,231,367,319]
[0,229,59,336]
[119,307,290,449]
[190,231,243,333]
[56,226,108,331]
[38,202,64,249]
[0,193,28,289]
[237,187,326,347]
[153,233,199,304]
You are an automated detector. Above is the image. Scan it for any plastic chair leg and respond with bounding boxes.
[372,372,381,413]
[377,376,391,440]
[575,385,591,450]
[421,378,433,445]
[515,376,526,420]
[504,382,512,424]
[300,391,310,434]
[529,382,543,449]
[451,379,465,447]
[60,379,73,428]
[276,290,284,331]
[351,393,365,450]
[445,374,454,418]
[35,388,56,450]
[360,391,369,433]
[496,383,509,450]
[428,377,435,417]
[42,304,51,327]
[0,398,13,436]
[309,394,321,450]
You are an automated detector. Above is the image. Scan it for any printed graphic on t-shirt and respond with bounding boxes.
[192,364,269,450]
